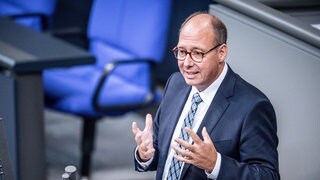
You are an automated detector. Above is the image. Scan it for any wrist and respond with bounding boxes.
[205,152,221,179]
[205,166,214,174]
[206,151,217,172]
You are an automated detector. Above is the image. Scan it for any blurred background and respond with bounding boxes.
[0,0,319,180]
[45,0,212,179]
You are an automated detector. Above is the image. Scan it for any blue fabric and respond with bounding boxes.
[10,0,56,14]
[44,64,151,117]
[0,0,56,30]
[0,1,39,29]
[0,0,56,15]
[88,0,170,63]
[43,0,172,118]
[0,2,23,15]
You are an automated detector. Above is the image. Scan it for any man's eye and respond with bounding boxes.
[192,51,203,56]
[179,50,187,55]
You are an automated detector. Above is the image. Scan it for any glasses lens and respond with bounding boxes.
[174,49,186,60]
[173,48,204,62]
[179,49,187,59]
[191,51,203,62]
[173,49,178,58]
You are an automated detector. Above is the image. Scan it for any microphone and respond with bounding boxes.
[61,165,77,180]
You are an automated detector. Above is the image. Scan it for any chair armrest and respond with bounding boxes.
[45,27,89,49]
[92,58,157,111]
[48,27,86,39]
[7,13,49,30]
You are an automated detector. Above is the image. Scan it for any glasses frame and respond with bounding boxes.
[172,43,222,63]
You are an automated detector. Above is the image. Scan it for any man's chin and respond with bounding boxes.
[184,78,198,86]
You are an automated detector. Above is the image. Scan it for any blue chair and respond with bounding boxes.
[43,0,172,177]
[0,0,57,30]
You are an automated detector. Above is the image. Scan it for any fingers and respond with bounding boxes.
[133,114,154,153]
[132,121,141,135]
[175,127,215,153]
[172,144,193,158]
[202,127,213,144]
[173,153,193,164]
[138,139,155,161]
[173,127,218,171]
[139,139,152,151]
[139,147,155,161]
[172,144,193,164]
[132,121,143,145]
[132,114,153,143]
[144,147,155,157]
[132,113,153,135]
[175,138,195,152]
[185,127,202,143]
[144,114,153,132]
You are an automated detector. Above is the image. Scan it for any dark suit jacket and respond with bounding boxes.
[135,66,279,180]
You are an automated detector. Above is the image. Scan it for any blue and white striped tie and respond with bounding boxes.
[167,92,203,180]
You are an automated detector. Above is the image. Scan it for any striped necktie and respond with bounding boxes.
[167,92,203,180]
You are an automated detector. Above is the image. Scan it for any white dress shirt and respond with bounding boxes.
[136,64,228,179]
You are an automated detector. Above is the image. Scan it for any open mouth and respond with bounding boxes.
[184,71,198,78]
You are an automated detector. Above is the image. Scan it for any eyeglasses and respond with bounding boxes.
[172,44,222,63]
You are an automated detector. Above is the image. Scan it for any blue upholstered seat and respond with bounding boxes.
[0,0,56,30]
[43,0,172,177]
[44,63,153,117]
[44,0,171,117]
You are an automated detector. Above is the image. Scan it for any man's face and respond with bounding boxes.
[177,18,227,92]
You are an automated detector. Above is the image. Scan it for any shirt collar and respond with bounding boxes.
[191,64,228,106]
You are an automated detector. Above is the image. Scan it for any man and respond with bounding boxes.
[132,12,279,179]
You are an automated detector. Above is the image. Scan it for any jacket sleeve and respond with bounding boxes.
[134,73,176,172]
[218,100,280,180]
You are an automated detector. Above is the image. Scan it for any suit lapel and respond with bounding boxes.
[180,65,236,178]
[163,86,190,144]
[160,78,191,172]
[198,91,230,135]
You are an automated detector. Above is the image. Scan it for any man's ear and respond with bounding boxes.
[218,44,227,62]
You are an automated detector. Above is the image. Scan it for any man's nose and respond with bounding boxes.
[183,54,194,66]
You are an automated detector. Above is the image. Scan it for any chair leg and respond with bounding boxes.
[80,118,97,178]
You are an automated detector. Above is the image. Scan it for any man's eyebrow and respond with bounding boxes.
[176,46,206,52]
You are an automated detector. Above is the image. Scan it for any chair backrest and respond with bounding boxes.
[43,0,172,116]
[0,0,57,30]
[10,0,56,15]
[88,0,172,68]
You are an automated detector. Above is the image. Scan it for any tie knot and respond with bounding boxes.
[192,92,202,104]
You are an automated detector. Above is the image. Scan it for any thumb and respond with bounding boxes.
[202,127,212,144]
[144,114,153,132]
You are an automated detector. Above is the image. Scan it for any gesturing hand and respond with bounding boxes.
[132,114,155,162]
[172,127,217,172]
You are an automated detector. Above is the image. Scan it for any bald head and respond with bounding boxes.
[179,12,227,46]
